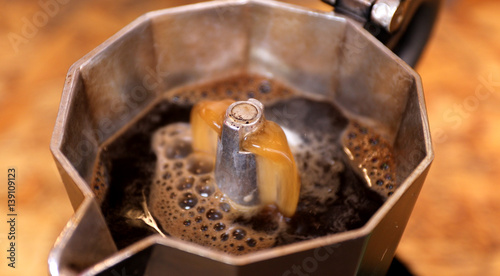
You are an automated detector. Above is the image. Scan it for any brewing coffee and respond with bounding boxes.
[96,73,396,254]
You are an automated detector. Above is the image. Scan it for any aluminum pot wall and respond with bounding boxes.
[49,1,433,275]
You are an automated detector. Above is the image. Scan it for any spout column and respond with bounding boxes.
[215,99,264,206]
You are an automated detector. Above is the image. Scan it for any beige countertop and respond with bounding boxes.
[0,0,498,275]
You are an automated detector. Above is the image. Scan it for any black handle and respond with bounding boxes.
[324,0,442,68]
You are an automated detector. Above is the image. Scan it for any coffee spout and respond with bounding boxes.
[215,99,265,206]
[211,99,300,217]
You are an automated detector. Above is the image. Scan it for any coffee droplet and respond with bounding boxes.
[177,176,194,191]
[206,209,223,221]
[246,238,257,247]
[258,80,271,94]
[197,206,205,214]
[232,229,246,240]
[214,223,226,231]
[196,176,215,197]
[178,193,198,210]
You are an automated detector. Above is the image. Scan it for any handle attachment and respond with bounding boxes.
[322,0,441,67]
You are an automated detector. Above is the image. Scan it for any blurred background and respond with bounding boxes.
[0,0,499,275]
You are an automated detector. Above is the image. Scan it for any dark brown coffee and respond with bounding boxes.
[95,73,394,254]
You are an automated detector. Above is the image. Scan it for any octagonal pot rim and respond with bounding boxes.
[50,0,434,273]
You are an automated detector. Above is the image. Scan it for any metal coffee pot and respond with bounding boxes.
[49,0,439,275]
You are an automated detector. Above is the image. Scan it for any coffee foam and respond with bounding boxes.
[164,74,295,106]
[341,121,397,198]
[144,73,397,254]
[149,123,281,255]
[148,124,359,254]
[145,74,296,255]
